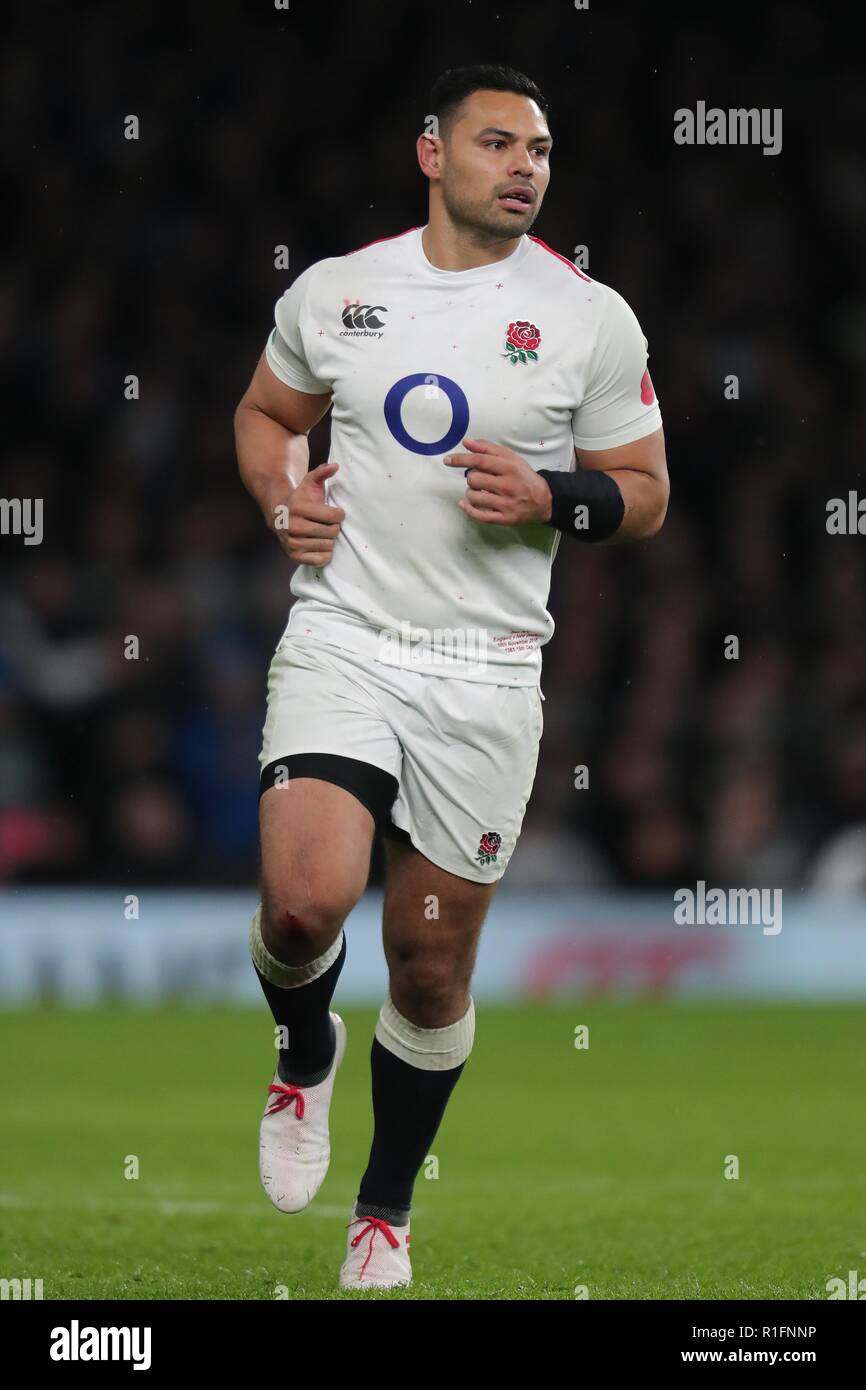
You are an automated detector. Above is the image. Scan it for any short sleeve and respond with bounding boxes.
[571,285,662,451]
[264,266,332,396]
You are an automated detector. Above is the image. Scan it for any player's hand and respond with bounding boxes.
[278,461,345,566]
[443,438,552,526]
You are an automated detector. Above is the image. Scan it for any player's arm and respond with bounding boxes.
[442,426,668,544]
[537,284,668,543]
[235,350,330,525]
[234,353,343,566]
[568,425,668,543]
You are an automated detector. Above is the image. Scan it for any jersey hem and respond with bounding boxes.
[283,603,544,687]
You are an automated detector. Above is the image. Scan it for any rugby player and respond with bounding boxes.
[234,62,668,1289]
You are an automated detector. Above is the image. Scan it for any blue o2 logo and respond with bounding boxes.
[383,373,470,456]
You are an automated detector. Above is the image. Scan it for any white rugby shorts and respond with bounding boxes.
[258,634,543,883]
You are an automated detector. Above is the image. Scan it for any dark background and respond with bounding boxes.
[1,0,864,890]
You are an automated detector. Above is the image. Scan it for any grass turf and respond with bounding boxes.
[0,1002,864,1300]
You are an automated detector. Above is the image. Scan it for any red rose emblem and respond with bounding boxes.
[478,832,502,856]
[506,321,541,352]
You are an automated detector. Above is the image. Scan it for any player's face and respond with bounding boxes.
[438,90,552,241]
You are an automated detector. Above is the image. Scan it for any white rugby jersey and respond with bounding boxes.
[264,224,662,686]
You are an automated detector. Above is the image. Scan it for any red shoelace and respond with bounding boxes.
[348,1217,400,1278]
[265,1082,305,1118]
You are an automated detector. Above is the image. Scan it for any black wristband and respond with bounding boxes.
[537,467,625,541]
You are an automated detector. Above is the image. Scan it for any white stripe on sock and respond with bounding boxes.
[249,904,343,988]
[375,993,475,1071]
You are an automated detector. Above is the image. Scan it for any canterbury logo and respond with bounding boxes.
[341,304,388,330]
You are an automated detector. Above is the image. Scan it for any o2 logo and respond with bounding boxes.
[383,373,469,456]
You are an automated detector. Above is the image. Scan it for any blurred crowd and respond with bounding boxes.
[1,2,864,890]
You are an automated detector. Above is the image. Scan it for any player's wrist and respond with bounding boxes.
[262,481,298,535]
[537,468,625,541]
[530,471,553,523]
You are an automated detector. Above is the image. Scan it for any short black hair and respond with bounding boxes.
[429,64,549,138]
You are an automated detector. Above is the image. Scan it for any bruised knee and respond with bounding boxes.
[261,892,349,963]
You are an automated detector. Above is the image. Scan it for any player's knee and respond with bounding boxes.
[391,953,466,1027]
[261,891,348,960]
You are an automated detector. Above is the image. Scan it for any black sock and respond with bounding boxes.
[254,933,347,1086]
[356,1037,466,1223]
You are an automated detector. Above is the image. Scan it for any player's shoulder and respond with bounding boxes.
[526,236,645,332]
[283,253,341,301]
[526,233,595,290]
[288,227,419,299]
[307,226,419,281]
[525,234,607,320]
[342,225,421,262]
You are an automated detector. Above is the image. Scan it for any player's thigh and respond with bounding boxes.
[259,778,376,937]
[257,635,400,945]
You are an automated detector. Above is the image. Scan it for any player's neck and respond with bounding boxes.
[420,217,523,273]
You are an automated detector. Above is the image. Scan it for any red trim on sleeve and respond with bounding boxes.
[528,234,593,282]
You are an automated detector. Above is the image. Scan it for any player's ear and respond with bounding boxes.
[416,132,442,180]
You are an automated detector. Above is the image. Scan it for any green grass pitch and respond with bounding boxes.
[1,1002,864,1300]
